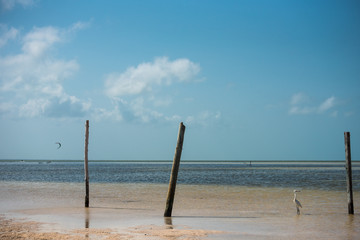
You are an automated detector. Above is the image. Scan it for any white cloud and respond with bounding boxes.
[19,98,50,117]
[69,21,91,32]
[14,92,90,119]
[147,94,173,107]
[0,24,90,119]
[0,28,78,95]
[0,25,18,48]
[318,96,335,113]
[290,92,309,105]
[1,0,35,11]
[99,56,217,124]
[44,96,90,118]
[185,111,221,126]
[92,106,123,122]
[289,93,337,116]
[115,97,165,123]
[289,93,314,115]
[105,57,200,98]
[22,26,60,56]
[289,106,316,115]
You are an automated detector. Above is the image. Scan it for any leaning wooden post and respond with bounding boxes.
[164,122,186,217]
[84,120,90,208]
[344,132,354,214]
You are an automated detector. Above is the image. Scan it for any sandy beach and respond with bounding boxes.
[0,215,222,240]
[1,181,359,239]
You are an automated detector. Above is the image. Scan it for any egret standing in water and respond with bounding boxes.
[293,190,302,215]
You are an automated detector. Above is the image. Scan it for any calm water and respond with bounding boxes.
[1,161,360,239]
[0,161,359,191]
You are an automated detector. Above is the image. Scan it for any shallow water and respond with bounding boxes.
[0,181,359,239]
[0,161,359,239]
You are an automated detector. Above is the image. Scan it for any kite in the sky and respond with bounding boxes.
[55,142,61,149]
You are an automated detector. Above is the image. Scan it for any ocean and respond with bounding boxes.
[1,160,360,239]
[0,160,359,191]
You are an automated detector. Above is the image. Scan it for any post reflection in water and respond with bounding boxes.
[85,208,90,229]
[164,217,173,229]
[346,215,355,240]
[84,208,90,239]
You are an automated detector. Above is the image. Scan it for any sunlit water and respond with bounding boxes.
[0,161,359,239]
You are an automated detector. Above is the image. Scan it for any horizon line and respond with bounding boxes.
[0,159,359,163]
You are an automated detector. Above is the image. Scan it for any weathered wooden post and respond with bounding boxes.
[84,120,90,208]
[164,122,186,217]
[344,131,354,214]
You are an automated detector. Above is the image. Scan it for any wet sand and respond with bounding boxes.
[0,181,359,239]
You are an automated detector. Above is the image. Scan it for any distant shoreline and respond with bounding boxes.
[1,159,359,164]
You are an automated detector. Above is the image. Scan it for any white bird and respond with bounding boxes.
[293,190,302,215]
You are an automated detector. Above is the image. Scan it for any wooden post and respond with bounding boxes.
[344,132,354,214]
[84,120,90,208]
[164,122,186,217]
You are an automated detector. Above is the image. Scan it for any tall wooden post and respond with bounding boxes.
[344,132,354,214]
[84,120,90,208]
[164,122,186,217]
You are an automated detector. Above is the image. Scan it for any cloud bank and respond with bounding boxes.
[1,22,219,125]
[0,23,90,119]
[99,57,219,125]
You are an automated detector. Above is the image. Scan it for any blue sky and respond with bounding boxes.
[0,0,359,161]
